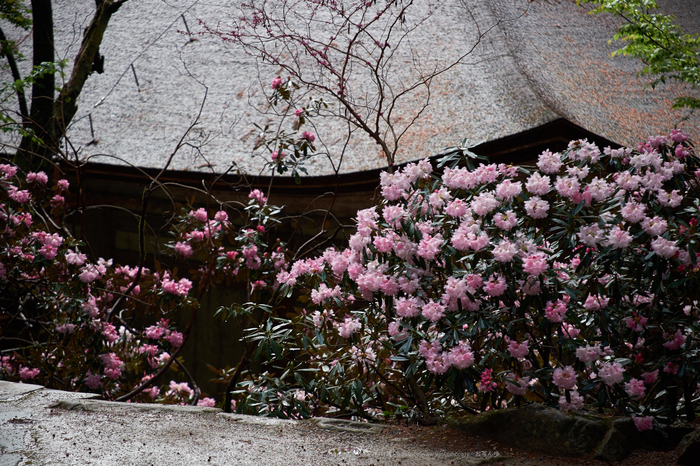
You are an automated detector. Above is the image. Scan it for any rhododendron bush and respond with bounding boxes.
[0,162,285,404]
[232,131,700,425]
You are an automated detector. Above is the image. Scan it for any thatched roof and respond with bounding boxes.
[3,0,698,176]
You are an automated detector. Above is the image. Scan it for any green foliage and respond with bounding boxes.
[0,0,32,30]
[579,0,700,109]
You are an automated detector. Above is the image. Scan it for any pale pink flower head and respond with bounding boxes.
[575,344,602,364]
[493,210,518,230]
[26,171,48,185]
[604,226,632,250]
[248,189,267,205]
[484,274,507,296]
[507,339,529,359]
[536,149,563,174]
[662,329,686,350]
[168,380,194,398]
[505,374,531,396]
[57,179,70,191]
[271,77,283,89]
[197,397,216,407]
[0,163,18,178]
[525,172,551,196]
[336,316,361,338]
[165,331,184,347]
[598,361,625,386]
[8,187,31,204]
[624,378,645,399]
[174,241,193,258]
[670,129,689,143]
[19,366,40,381]
[552,365,577,390]
[651,237,678,259]
[524,196,549,219]
[301,131,315,142]
[448,343,474,370]
[421,300,445,322]
[522,252,548,275]
[190,208,208,222]
[641,370,658,384]
[558,390,584,411]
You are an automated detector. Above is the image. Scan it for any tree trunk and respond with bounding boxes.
[54,0,128,142]
[17,0,54,168]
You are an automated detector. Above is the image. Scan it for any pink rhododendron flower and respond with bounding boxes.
[584,295,609,311]
[641,370,658,384]
[598,361,625,386]
[545,299,567,322]
[102,322,119,344]
[248,189,267,205]
[662,330,686,350]
[641,216,667,236]
[479,368,498,393]
[99,353,123,380]
[536,149,562,174]
[174,241,193,258]
[8,187,31,204]
[525,172,551,195]
[505,374,531,396]
[448,343,474,369]
[270,77,283,89]
[670,129,688,143]
[604,226,632,249]
[162,277,192,297]
[633,416,654,432]
[145,325,166,340]
[0,163,18,178]
[495,179,522,200]
[19,366,40,380]
[507,340,529,359]
[493,210,518,230]
[271,150,285,162]
[522,252,548,275]
[624,379,646,399]
[664,362,679,374]
[471,192,500,216]
[523,196,549,219]
[165,331,184,347]
[558,390,584,411]
[553,366,577,390]
[575,344,602,364]
[395,296,422,318]
[78,264,101,283]
[301,131,315,142]
[26,171,48,184]
[484,274,507,296]
[336,316,361,338]
[56,323,76,334]
[197,397,216,407]
[417,234,443,260]
[422,300,445,322]
[85,371,102,389]
[168,380,194,398]
[651,237,678,259]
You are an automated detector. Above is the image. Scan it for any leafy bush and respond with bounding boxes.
[233,130,700,427]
